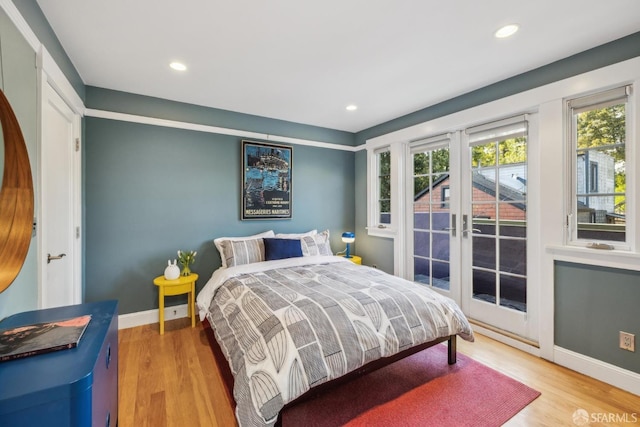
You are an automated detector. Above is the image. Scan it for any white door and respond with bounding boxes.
[39,82,81,308]
[460,115,534,341]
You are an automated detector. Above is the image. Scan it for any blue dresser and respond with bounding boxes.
[0,300,118,427]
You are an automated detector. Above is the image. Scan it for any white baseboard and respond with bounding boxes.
[471,323,541,357]
[118,304,189,330]
[554,346,640,396]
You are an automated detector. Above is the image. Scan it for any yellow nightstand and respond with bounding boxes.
[153,273,198,334]
[341,255,362,265]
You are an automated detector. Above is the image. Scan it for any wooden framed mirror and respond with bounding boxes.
[0,89,34,293]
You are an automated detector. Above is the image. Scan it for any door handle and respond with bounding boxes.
[442,214,456,236]
[462,215,482,237]
[47,253,67,264]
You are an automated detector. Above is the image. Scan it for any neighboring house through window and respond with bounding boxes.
[567,85,630,246]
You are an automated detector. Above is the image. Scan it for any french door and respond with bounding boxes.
[407,115,537,342]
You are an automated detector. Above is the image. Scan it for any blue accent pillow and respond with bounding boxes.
[263,238,303,261]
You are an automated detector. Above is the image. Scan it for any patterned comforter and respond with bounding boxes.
[197,256,474,427]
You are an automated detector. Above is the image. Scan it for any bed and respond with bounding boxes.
[196,230,474,427]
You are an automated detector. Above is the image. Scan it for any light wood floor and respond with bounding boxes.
[118,318,640,427]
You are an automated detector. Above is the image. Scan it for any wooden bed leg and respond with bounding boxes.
[448,335,457,365]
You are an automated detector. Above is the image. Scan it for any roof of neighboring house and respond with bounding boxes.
[414,172,526,211]
[414,174,450,201]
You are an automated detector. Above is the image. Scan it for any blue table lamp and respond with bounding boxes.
[341,232,355,258]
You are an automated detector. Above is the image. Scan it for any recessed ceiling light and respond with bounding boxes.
[495,24,519,39]
[346,104,358,111]
[170,62,187,71]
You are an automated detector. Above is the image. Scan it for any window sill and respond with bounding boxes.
[546,244,640,272]
[366,226,396,239]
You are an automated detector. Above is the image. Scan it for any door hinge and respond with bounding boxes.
[75,138,80,152]
[76,226,80,239]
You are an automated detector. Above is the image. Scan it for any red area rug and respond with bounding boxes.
[282,344,540,427]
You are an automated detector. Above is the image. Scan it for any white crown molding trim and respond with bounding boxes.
[85,108,360,152]
[554,346,640,396]
[0,0,39,52]
[118,303,189,330]
[39,47,84,115]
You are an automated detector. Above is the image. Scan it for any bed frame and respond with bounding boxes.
[202,317,457,423]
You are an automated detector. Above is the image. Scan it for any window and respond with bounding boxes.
[377,148,391,225]
[568,85,630,246]
[367,145,395,236]
[441,185,450,207]
[589,161,599,192]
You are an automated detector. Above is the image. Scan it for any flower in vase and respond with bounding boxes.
[177,250,197,276]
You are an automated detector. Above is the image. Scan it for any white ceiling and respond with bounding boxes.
[36,1,640,133]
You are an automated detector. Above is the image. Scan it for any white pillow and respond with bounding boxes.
[300,230,333,256]
[214,230,275,267]
[275,229,317,238]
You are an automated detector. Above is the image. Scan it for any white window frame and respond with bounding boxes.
[366,142,404,239]
[565,85,635,251]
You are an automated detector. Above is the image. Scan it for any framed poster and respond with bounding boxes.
[242,140,292,220]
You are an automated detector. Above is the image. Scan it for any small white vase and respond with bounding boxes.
[164,259,180,280]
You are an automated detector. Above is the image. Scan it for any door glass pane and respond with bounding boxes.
[471,143,497,168]
[414,230,430,257]
[414,257,430,285]
[432,148,450,173]
[415,203,431,230]
[498,137,527,165]
[498,203,526,237]
[473,269,496,304]
[414,152,429,175]
[432,232,450,261]
[472,169,496,201]
[499,238,526,276]
[472,236,495,269]
[498,163,526,203]
[432,260,450,290]
[500,274,526,311]
[472,205,495,236]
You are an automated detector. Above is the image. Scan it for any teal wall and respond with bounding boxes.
[84,90,355,314]
[0,7,38,319]
[555,262,640,374]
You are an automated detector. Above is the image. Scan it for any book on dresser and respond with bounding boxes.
[0,315,91,362]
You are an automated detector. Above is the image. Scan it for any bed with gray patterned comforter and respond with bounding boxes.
[196,256,474,427]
